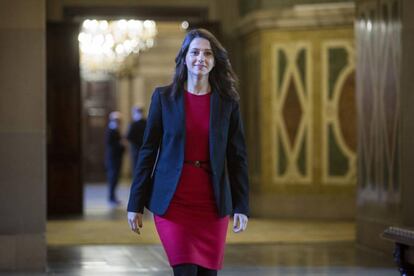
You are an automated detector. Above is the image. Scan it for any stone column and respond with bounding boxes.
[131,76,146,109]
[356,0,414,252]
[0,0,46,271]
[116,75,132,178]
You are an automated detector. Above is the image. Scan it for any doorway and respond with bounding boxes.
[46,4,215,218]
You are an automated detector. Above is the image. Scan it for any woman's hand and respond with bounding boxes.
[128,212,143,234]
[233,213,248,233]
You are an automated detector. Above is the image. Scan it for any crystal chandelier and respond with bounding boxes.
[78,19,157,76]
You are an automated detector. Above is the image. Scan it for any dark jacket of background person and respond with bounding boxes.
[127,118,147,170]
[105,126,125,201]
[127,85,249,217]
[105,127,125,166]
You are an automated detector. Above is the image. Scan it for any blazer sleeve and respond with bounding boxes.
[226,100,250,216]
[127,89,163,213]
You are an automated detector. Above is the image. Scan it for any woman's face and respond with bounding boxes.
[185,37,215,77]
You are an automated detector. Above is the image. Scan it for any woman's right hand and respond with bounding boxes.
[127,211,143,235]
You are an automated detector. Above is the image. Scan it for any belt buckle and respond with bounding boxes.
[194,160,201,168]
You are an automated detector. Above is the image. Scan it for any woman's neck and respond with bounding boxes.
[185,75,210,95]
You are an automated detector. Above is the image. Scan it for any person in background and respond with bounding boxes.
[127,28,249,276]
[126,105,147,173]
[105,111,125,206]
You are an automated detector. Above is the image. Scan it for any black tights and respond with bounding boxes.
[173,263,218,276]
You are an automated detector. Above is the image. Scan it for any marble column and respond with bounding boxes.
[0,0,46,271]
[116,75,132,178]
[355,0,414,252]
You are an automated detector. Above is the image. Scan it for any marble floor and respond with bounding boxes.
[1,242,397,275]
[3,184,397,275]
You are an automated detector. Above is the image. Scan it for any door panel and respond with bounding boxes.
[82,80,116,182]
[47,22,83,216]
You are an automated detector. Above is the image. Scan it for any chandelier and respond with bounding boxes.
[78,19,157,76]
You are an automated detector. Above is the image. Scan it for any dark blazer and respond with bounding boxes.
[126,119,147,148]
[127,85,249,217]
[105,127,125,166]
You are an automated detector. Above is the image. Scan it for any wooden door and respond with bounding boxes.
[82,80,116,183]
[47,22,83,216]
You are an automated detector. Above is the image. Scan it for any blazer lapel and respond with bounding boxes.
[175,91,185,132]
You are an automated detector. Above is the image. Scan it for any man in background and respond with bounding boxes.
[127,105,147,173]
[105,111,125,206]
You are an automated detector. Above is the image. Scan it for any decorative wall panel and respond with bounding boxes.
[272,43,312,184]
[322,41,357,184]
[240,3,356,218]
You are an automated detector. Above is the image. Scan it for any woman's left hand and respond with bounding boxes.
[233,213,248,233]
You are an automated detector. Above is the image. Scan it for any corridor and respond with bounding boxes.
[2,0,413,273]
[34,185,397,275]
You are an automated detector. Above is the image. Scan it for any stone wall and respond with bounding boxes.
[0,0,46,271]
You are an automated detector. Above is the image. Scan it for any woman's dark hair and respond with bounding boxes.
[170,28,239,101]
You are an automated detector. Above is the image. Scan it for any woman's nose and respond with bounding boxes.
[198,54,205,62]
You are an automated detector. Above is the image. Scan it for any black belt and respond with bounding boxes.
[184,160,211,174]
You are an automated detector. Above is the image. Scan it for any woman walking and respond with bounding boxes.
[127,28,249,276]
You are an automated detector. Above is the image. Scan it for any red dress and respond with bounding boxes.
[154,90,229,270]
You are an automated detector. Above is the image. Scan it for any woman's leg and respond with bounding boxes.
[197,265,218,276]
[172,263,198,276]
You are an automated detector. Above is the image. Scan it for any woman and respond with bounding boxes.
[127,28,249,276]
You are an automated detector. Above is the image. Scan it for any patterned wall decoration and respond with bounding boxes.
[322,41,357,184]
[356,0,400,201]
[272,43,312,184]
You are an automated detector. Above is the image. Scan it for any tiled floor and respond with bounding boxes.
[1,243,396,275]
[3,184,397,275]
